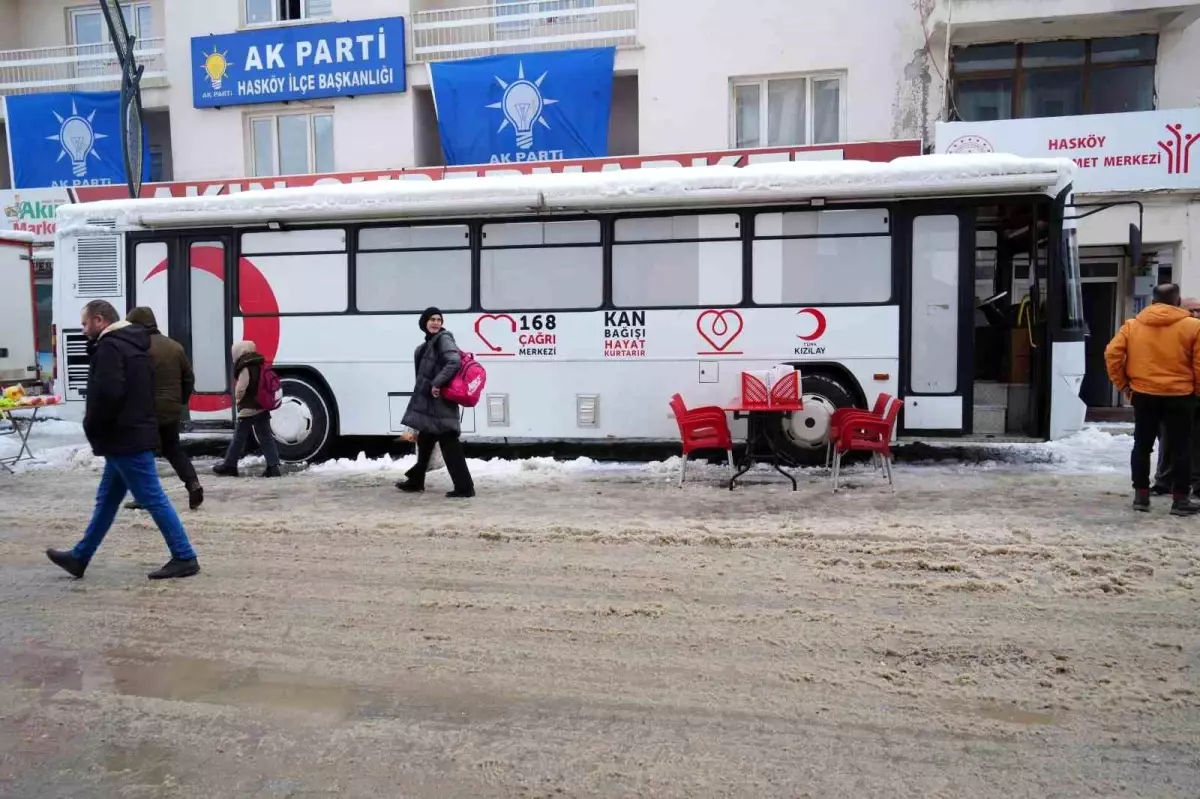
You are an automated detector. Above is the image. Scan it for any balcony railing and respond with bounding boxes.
[0,39,168,98]
[411,0,638,63]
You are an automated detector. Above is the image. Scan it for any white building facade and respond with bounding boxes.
[0,0,1197,410]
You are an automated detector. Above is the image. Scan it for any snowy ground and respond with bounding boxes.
[2,420,1198,797]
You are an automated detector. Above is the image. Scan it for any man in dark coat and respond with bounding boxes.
[395,307,474,497]
[1152,296,1200,497]
[124,306,203,510]
[45,300,200,581]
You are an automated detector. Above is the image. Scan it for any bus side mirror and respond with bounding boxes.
[1129,223,1142,267]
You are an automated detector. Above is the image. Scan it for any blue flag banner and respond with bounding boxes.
[191,17,406,108]
[429,47,616,166]
[4,91,147,189]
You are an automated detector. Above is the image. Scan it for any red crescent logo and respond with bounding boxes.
[144,245,280,412]
[796,308,827,342]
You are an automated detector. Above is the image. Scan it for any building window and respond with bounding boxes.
[149,146,164,182]
[951,35,1156,121]
[496,0,596,31]
[69,3,152,45]
[731,74,845,148]
[245,0,332,25]
[249,112,334,177]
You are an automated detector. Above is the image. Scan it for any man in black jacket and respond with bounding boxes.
[45,300,200,581]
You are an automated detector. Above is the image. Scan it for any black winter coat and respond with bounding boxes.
[401,330,462,435]
[83,321,160,457]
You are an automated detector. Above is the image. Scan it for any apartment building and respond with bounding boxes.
[0,0,1197,410]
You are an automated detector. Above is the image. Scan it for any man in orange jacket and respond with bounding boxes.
[1106,283,1200,515]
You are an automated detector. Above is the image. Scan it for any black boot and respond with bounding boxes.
[212,463,238,477]
[446,488,475,499]
[46,548,87,579]
[263,464,282,478]
[1170,494,1200,516]
[187,484,204,510]
[148,557,200,580]
[396,480,424,492]
[1133,489,1151,512]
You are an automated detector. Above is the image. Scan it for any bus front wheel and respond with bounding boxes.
[259,374,335,463]
[768,372,858,467]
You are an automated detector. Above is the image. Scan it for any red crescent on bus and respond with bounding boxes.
[144,245,280,412]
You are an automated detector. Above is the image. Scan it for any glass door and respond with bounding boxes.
[899,208,974,434]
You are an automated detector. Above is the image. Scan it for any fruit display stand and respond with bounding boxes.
[0,392,64,473]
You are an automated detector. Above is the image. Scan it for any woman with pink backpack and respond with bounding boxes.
[395,307,475,498]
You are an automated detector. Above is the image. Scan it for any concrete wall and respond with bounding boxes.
[162,0,418,180]
[635,0,939,153]
[1157,11,1200,108]
[0,0,21,51]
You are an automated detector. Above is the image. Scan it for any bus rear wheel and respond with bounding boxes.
[255,374,335,464]
[767,372,858,467]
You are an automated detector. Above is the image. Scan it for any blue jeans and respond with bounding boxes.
[72,451,197,563]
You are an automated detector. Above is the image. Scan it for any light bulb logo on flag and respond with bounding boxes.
[46,99,106,178]
[201,48,231,90]
[487,62,557,151]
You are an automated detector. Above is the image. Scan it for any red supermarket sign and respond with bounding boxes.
[70,141,921,202]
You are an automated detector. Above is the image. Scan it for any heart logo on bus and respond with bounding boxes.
[474,313,517,356]
[696,309,744,353]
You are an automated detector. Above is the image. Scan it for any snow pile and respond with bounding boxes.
[308,452,634,481]
[57,153,1072,232]
[306,428,1136,481]
[906,427,1135,475]
[0,423,1137,480]
[0,419,101,473]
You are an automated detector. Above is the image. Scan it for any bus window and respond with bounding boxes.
[1061,227,1085,331]
[612,214,742,308]
[752,209,891,305]
[239,229,348,314]
[356,224,471,312]
[190,242,228,393]
[481,220,601,310]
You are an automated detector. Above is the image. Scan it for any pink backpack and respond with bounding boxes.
[255,363,283,410]
[443,351,486,407]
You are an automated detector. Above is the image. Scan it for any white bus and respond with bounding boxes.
[53,155,1101,464]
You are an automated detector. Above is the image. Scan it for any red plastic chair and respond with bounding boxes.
[825,393,892,468]
[831,397,904,493]
[669,393,735,486]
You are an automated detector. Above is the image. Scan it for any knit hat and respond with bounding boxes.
[418,307,443,336]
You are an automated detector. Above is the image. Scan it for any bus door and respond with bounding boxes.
[896,207,975,436]
[129,233,235,427]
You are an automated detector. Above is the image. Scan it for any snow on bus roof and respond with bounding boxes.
[57,154,1074,233]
